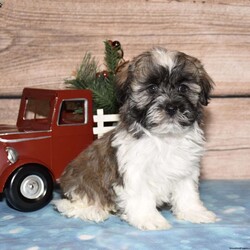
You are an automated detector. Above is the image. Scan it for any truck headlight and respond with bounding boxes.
[6,147,19,164]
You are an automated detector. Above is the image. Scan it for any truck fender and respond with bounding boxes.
[0,158,54,193]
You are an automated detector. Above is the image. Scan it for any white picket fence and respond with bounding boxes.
[93,109,120,138]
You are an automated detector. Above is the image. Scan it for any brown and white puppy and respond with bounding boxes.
[54,47,217,230]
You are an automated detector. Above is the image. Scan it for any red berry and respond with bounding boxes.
[112,41,121,49]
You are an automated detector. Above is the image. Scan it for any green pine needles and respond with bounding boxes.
[65,40,124,114]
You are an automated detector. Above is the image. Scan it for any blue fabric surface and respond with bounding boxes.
[0,180,250,250]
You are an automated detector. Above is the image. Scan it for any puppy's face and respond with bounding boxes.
[116,48,214,137]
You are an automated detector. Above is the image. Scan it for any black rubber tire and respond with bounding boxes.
[4,165,54,212]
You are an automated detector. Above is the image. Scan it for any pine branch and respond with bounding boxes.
[91,74,118,114]
[65,53,98,89]
[65,40,124,114]
[104,41,121,74]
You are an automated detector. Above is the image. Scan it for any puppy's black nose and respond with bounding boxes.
[166,105,178,116]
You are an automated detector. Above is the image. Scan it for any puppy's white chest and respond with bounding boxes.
[138,136,198,178]
[114,127,204,182]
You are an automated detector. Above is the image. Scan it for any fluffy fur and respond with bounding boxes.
[54,47,217,230]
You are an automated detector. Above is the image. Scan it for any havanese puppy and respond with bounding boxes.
[54,47,217,230]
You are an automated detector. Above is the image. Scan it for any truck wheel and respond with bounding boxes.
[4,165,54,212]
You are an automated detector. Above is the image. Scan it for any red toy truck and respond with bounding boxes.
[0,88,94,212]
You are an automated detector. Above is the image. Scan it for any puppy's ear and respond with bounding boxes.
[199,69,214,106]
[115,61,131,105]
[181,53,214,106]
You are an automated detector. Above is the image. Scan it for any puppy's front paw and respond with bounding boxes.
[127,213,172,231]
[176,209,217,224]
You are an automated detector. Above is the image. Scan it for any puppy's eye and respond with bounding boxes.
[178,84,189,93]
[148,85,158,93]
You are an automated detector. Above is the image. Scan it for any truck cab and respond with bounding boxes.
[0,88,94,211]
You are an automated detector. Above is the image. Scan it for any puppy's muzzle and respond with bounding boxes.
[165,104,178,117]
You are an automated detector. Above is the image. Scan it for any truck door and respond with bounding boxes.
[52,98,93,179]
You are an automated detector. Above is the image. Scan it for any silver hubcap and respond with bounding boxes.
[20,175,45,199]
